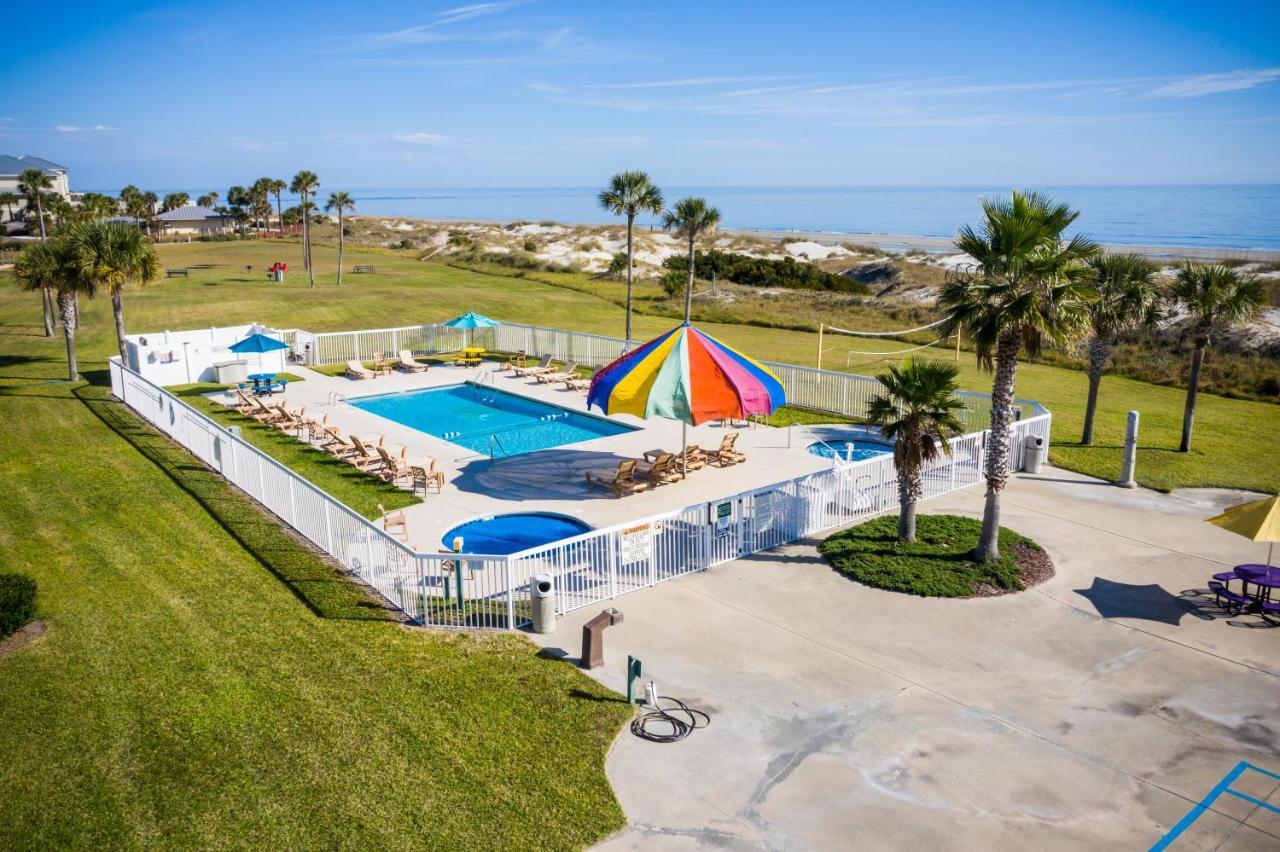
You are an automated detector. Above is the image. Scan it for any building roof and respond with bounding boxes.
[0,155,68,176]
[156,205,232,221]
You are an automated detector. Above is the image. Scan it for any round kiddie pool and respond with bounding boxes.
[443,512,592,555]
[808,438,894,462]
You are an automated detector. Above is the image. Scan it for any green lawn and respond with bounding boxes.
[819,514,1045,597]
[0,355,632,845]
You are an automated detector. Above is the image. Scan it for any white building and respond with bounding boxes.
[0,155,72,223]
[155,205,235,236]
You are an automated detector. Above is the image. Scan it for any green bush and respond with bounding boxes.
[663,249,870,295]
[0,573,37,639]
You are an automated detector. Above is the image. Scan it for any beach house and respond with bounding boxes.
[0,155,72,222]
[155,204,235,236]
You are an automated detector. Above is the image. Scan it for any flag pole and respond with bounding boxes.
[816,323,824,371]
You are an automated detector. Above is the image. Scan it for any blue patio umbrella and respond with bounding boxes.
[443,312,499,348]
[229,332,288,375]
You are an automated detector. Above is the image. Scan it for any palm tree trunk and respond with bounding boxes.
[41,286,54,336]
[303,192,311,270]
[36,200,46,240]
[625,213,635,342]
[275,193,283,237]
[897,460,922,543]
[683,236,695,323]
[58,291,78,380]
[336,212,344,286]
[111,289,128,362]
[975,331,1020,563]
[1180,337,1207,453]
[1080,336,1110,446]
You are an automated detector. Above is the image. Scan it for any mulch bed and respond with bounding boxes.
[973,543,1056,597]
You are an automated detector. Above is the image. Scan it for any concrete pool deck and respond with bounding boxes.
[534,468,1279,850]
[214,362,852,550]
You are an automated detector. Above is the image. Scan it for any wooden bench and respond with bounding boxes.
[165,268,189,278]
[353,265,376,274]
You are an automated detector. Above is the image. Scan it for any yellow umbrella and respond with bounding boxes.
[1205,495,1280,566]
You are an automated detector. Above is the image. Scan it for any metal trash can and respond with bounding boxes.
[531,573,555,634]
[1024,434,1045,474]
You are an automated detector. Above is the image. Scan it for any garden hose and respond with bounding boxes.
[630,695,710,744]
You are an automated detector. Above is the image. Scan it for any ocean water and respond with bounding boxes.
[336,185,1280,251]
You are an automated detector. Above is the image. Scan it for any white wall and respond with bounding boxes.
[125,324,289,386]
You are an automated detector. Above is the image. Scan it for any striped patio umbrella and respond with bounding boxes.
[588,324,785,467]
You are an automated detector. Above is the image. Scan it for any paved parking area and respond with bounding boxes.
[537,468,1279,850]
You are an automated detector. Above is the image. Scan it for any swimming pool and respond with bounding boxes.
[350,383,634,457]
[808,439,894,462]
[444,513,592,555]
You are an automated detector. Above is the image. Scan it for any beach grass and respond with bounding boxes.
[0,353,632,847]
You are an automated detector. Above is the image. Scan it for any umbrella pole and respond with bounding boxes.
[682,421,688,476]
[1269,541,1274,568]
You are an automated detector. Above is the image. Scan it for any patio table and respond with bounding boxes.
[455,347,486,367]
[1235,564,1280,603]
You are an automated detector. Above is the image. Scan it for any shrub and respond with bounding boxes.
[660,268,687,297]
[447,231,476,249]
[663,249,871,295]
[0,573,37,639]
[522,237,539,253]
[606,251,629,278]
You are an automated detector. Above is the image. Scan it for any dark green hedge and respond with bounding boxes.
[663,249,871,295]
[0,573,37,639]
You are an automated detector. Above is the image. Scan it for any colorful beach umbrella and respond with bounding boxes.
[443,311,499,329]
[588,323,786,426]
[1206,495,1280,566]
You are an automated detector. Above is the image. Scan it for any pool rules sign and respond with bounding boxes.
[620,523,653,565]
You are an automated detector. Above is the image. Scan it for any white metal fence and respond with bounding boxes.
[111,319,1052,631]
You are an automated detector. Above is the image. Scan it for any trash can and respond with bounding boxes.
[1024,434,1045,474]
[530,573,555,634]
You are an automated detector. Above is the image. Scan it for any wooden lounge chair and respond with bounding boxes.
[376,445,416,485]
[562,374,590,393]
[585,459,649,498]
[410,459,446,495]
[251,397,289,424]
[396,350,428,372]
[513,354,553,377]
[345,359,375,380]
[321,427,363,460]
[500,351,527,370]
[536,361,578,384]
[231,389,257,413]
[709,432,747,467]
[346,435,386,472]
[379,504,408,540]
[636,452,685,485]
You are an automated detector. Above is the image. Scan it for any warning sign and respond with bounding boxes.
[619,523,653,564]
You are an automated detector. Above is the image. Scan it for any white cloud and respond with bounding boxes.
[55,124,118,133]
[583,76,794,91]
[392,131,454,145]
[341,1,528,49]
[1147,68,1280,98]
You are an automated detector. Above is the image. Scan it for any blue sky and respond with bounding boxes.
[5,0,1279,190]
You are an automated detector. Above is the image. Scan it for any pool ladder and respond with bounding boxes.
[325,391,349,407]
[488,432,509,462]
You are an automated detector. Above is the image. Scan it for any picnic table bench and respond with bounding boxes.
[353,264,376,274]
[166,268,189,278]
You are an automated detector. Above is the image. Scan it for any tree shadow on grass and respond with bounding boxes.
[74,383,403,623]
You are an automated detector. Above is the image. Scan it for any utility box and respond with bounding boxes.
[530,573,555,634]
[212,359,248,384]
[1024,434,1045,474]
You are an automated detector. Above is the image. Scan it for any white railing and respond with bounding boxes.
[113,320,1053,632]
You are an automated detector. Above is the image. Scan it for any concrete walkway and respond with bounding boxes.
[537,467,1279,850]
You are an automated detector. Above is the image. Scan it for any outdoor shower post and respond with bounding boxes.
[1117,410,1139,488]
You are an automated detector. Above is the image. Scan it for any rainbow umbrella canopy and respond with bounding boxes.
[588,324,786,426]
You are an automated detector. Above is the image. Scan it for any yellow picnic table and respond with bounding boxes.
[456,346,486,367]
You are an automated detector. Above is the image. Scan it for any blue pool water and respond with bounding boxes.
[808,439,894,462]
[350,383,633,456]
[444,513,591,555]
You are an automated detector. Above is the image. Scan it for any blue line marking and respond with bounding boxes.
[1150,761,1280,851]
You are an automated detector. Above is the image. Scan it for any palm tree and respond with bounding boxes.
[1079,253,1162,445]
[938,191,1097,562]
[866,360,966,543]
[140,192,159,237]
[290,170,320,286]
[1168,263,1264,453]
[661,197,721,323]
[268,179,287,235]
[161,192,189,212]
[599,171,664,342]
[226,186,250,236]
[14,237,91,380]
[197,192,217,209]
[0,191,18,223]
[325,191,355,286]
[18,168,52,239]
[65,221,160,361]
